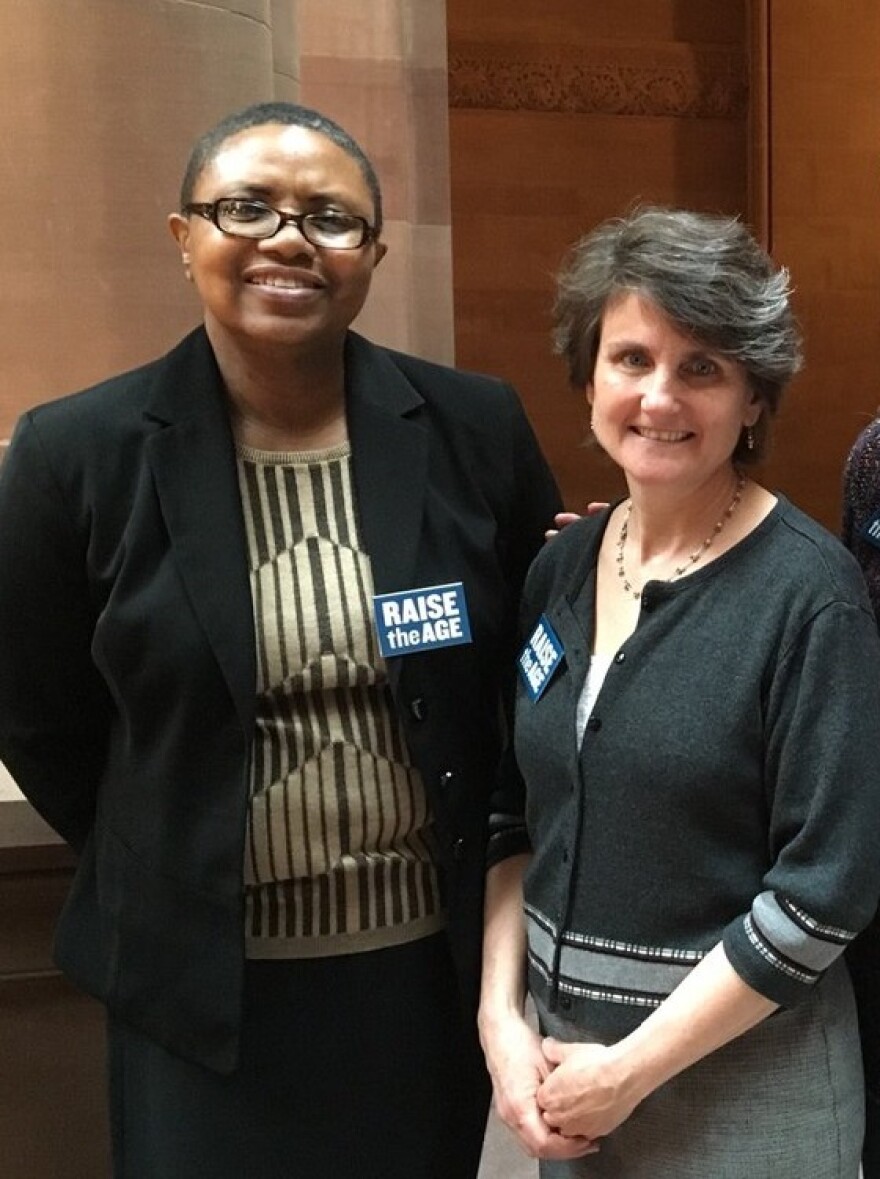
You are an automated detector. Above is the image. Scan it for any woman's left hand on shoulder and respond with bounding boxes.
[536,1037,642,1140]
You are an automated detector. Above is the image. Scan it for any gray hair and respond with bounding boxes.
[553,206,803,463]
[179,101,383,233]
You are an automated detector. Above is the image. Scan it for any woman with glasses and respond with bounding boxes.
[0,101,561,1178]
[479,207,880,1176]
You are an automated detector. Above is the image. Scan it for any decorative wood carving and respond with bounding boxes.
[448,44,748,119]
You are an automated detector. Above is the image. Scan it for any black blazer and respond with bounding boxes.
[0,327,561,1071]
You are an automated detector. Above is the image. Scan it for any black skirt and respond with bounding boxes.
[108,933,490,1179]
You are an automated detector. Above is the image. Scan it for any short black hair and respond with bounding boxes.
[179,101,383,232]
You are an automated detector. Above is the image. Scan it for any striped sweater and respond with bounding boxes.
[237,442,443,958]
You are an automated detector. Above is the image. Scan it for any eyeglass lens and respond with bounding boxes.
[215,199,367,248]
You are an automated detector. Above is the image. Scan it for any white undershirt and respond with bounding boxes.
[576,652,614,747]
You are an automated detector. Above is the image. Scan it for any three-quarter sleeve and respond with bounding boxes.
[722,596,880,1007]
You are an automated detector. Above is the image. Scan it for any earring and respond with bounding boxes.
[746,426,755,451]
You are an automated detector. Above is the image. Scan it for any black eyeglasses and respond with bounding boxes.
[183,198,377,249]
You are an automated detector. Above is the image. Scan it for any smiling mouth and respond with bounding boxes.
[246,275,323,291]
[634,427,692,442]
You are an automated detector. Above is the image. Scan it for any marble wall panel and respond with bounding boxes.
[299,0,454,362]
[271,0,300,97]
[297,0,405,59]
[0,0,292,440]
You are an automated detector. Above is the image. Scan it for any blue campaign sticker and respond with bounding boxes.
[860,510,880,552]
[518,615,564,702]
[373,581,472,657]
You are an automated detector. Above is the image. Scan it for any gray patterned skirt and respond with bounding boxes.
[535,959,863,1178]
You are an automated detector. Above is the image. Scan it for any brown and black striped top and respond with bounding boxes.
[236,441,444,959]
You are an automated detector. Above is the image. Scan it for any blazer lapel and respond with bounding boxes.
[344,333,428,598]
[139,329,428,718]
[143,330,256,734]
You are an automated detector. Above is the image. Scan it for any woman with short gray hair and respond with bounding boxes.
[553,206,802,460]
[480,206,880,1176]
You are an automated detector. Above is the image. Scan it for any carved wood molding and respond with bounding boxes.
[448,43,748,119]
[746,0,770,244]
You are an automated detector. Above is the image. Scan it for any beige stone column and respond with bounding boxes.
[298,0,454,363]
[0,0,298,440]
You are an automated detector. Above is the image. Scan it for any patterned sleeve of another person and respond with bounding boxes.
[842,413,880,1178]
[843,414,880,626]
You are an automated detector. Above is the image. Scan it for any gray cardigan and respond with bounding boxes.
[493,496,880,1041]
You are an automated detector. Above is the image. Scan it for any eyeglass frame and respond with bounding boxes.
[182,198,379,250]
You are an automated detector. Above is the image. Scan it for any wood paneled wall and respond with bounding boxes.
[763,0,880,528]
[447,0,749,511]
[0,855,110,1178]
[449,1,880,532]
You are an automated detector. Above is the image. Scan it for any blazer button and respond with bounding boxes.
[452,838,466,861]
[586,715,602,732]
[440,770,454,787]
[410,697,428,721]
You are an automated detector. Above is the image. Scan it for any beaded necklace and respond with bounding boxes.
[615,471,746,600]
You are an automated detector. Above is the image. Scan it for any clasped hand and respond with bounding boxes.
[536,1037,642,1141]
[483,1014,644,1161]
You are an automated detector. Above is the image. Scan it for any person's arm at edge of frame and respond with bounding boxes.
[841,424,880,1177]
[841,418,880,626]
